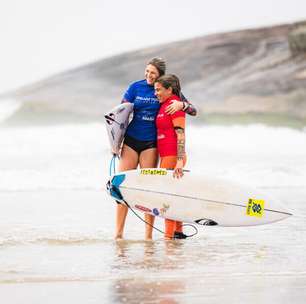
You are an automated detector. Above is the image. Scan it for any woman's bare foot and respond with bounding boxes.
[115,234,123,241]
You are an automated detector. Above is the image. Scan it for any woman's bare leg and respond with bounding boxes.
[160,156,187,240]
[115,144,139,240]
[139,148,158,240]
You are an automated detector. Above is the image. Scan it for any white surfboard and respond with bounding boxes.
[106,168,292,227]
[104,103,133,155]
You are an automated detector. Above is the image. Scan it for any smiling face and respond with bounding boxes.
[154,82,173,103]
[145,64,160,85]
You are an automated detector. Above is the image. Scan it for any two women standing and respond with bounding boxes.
[115,58,196,240]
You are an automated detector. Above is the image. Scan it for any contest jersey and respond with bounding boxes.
[156,95,186,157]
[122,79,160,141]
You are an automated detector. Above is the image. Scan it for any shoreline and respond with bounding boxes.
[1,110,306,129]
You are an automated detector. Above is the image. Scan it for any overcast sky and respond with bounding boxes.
[1,0,306,94]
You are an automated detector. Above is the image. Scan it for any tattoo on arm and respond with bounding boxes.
[175,127,185,160]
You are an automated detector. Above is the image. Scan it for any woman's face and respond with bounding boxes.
[145,64,160,85]
[154,82,172,103]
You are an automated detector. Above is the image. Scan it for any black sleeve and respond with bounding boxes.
[180,92,197,116]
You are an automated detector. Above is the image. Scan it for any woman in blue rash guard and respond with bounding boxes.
[115,57,197,240]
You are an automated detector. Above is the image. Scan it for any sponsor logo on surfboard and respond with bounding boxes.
[105,113,115,125]
[111,129,115,140]
[140,169,167,175]
[152,208,160,216]
[246,198,265,218]
[151,204,169,216]
[135,204,152,213]
[160,203,170,216]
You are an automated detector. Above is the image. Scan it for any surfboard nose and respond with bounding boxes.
[277,210,293,221]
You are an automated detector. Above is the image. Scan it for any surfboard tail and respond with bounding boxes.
[106,174,126,201]
[104,103,133,155]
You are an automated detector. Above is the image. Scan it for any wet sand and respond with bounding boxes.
[0,187,305,304]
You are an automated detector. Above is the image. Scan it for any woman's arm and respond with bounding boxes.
[121,82,136,104]
[165,93,197,116]
[172,117,186,178]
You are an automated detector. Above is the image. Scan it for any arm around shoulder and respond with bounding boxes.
[180,93,197,116]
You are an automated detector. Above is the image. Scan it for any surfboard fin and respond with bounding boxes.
[106,174,126,201]
[195,219,218,226]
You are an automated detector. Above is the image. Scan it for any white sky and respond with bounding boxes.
[0,0,306,94]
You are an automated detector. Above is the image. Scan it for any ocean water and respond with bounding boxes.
[0,120,306,303]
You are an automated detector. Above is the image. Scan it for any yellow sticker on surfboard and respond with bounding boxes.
[246,198,265,218]
[140,169,167,175]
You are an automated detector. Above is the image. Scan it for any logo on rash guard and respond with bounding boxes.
[142,116,155,121]
[135,96,158,103]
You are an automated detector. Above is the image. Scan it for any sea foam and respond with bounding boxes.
[0,98,22,123]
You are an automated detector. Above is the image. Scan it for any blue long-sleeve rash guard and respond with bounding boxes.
[122,80,160,141]
[122,79,188,141]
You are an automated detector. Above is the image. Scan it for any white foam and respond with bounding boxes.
[0,98,21,123]
[0,123,306,191]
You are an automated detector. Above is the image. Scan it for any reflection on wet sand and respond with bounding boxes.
[111,278,185,304]
[112,240,187,303]
[110,237,275,303]
[114,240,187,270]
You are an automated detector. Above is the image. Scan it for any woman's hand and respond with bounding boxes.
[173,159,184,179]
[165,100,184,115]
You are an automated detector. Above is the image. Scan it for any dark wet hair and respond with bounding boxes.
[147,57,166,76]
[155,74,181,96]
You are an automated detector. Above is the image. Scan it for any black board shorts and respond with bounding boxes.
[123,134,157,155]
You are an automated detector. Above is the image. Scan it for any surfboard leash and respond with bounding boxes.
[108,176,198,239]
[121,198,198,240]
[109,154,119,176]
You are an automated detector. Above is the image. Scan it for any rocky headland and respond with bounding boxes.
[3,20,306,122]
